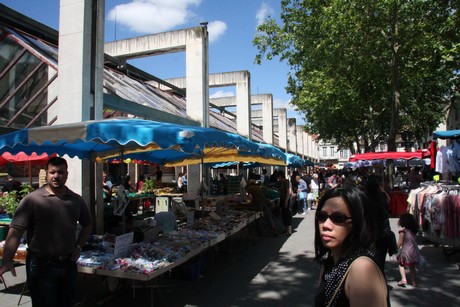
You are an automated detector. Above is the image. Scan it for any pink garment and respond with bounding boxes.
[397,228,421,266]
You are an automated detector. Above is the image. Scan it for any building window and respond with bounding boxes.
[322,147,327,157]
[330,146,335,158]
[340,150,349,159]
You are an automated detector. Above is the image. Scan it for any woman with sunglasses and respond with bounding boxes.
[314,187,388,307]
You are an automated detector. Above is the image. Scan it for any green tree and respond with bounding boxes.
[254,0,459,152]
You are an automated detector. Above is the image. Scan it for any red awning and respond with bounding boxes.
[0,152,55,166]
[349,150,430,162]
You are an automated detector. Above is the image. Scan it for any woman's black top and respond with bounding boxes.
[315,249,375,307]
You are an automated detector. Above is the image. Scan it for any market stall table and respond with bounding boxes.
[76,209,262,306]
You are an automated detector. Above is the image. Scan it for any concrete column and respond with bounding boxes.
[57,0,93,123]
[184,28,208,197]
[277,109,288,151]
[303,130,309,159]
[94,0,105,121]
[55,0,105,233]
[185,27,209,127]
[167,71,252,140]
[288,118,297,154]
[296,125,304,157]
[212,93,272,143]
[235,71,251,140]
[251,94,273,144]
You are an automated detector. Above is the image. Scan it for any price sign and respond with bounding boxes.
[113,232,134,258]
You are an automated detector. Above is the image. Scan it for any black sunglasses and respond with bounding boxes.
[316,212,352,224]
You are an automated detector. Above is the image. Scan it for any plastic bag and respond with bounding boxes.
[418,255,427,271]
[387,231,399,256]
[297,192,306,200]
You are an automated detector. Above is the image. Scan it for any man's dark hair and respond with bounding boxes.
[46,156,68,170]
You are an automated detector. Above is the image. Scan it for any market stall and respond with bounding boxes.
[422,129,460,257]
[0,118,288,305]
[349,150,432,217]
[75,208,262,306]
[349,150,430,162]
[0,118,275,233]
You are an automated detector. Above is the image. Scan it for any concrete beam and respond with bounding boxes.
[211,94,273,144]
[105,27,203,58]
[105,26,209,197]
[104,26,209,127]
[165,71,252,140]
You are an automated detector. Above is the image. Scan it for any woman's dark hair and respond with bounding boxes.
[363,174,390,235]
[314,186,376,262]
[363,174,382,195]
[398,213,419,235]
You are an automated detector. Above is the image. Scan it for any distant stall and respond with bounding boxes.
[349,150,430,162]
[349,150,432,217]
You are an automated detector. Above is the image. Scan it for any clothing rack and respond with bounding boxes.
[407,182,460,259]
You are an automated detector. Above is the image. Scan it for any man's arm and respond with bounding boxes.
[71,223,93,261]
[0,227,25,277]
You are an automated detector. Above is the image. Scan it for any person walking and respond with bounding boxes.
[278,170,293,235]
[327,171,342,189]
[177,172,185,192]
[310,173,320,209]
[0,157,93,307]
[396,213,423,287]
[218,173,228,195]
[260,168,270,186]
[314,187,388,307]
[102,171,113,204]
[296,175,309,214]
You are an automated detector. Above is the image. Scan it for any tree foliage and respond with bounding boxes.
[254,0,459,152]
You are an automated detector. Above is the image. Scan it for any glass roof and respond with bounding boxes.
[0,22,277,145]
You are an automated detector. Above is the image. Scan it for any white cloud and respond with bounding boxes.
[107,0,201,34]
[256,1,275,26]
[207,20,227,43]
[210,90,234,99]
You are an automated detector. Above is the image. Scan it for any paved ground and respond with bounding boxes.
[1,211,459,307]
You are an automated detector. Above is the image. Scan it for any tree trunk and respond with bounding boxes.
[388,2,401,152]
[355,135,361,153]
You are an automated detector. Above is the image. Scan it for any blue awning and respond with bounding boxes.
[0,118,286,166]
[432,130,460,139]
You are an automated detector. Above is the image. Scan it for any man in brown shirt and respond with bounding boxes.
[0,157,93,307]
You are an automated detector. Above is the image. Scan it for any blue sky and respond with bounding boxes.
[2,0,304,124]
